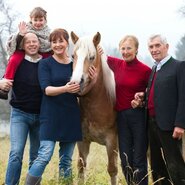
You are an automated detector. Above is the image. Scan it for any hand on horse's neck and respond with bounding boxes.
[53,53,70,64]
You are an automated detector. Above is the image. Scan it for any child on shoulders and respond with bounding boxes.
[0,7,51,100]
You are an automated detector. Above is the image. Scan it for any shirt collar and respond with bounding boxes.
[155,55,171,71]
[24,54,42,63]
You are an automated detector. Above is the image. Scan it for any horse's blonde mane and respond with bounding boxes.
[100,52,116,103]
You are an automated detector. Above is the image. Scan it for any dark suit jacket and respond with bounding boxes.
[146,57,185,131]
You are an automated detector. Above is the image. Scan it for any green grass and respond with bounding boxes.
[0,136,126,185]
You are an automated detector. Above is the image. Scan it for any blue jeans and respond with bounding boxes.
[5,108,40,185]
[29,140,76,179]
[117,108,148,185]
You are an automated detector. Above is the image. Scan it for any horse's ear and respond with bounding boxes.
[93,32,101,47]
[71,31,79,44]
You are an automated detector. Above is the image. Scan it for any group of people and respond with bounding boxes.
[0,6,185,185]
[99,33,185,185]
[0,7,84,185]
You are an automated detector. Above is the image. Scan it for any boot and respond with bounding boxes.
[25,174,41,185]
[0,89,8,100]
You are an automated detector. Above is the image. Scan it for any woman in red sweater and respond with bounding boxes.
[99,35,151,185]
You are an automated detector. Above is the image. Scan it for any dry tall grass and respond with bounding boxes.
[0,136,126,185]
[1,135,184,184]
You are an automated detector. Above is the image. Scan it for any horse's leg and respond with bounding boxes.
[77,141,90,183]
[106,134,118,185]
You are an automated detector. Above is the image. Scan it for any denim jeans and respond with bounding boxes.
[5,107,40,185]
[117,108,148,185]
[28,140,76,179]
[59,142,76,178]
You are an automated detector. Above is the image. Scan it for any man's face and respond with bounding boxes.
[22,33,40,56]
[148,37,169,62]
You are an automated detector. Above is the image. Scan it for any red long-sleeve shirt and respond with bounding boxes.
[4,51,51,80]
[148,73,157,116]
[4,50,25,79]
[107,56,151,111]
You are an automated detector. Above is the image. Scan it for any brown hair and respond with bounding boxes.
[49,28,69,44]
[119,35,139,50]
[30,7,47,20]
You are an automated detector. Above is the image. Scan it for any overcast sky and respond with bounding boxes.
[7,0,185,63]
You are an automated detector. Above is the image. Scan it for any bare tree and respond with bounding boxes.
[0,0,19,68]
[175,35,185,61]
[176,4,185,159]
[0,0,19,119]
[179,5,185,17]
[175,5,185,60]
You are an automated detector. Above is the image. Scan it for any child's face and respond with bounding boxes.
[31,16,46,30]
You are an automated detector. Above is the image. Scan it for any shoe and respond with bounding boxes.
[25,173,41,185]
[0,89,8,100]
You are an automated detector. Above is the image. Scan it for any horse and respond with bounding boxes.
[70,31,118,185]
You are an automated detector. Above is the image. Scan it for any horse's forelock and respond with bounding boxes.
[78,36,96,55]
[71,49,85,83]
[71,37,94,83]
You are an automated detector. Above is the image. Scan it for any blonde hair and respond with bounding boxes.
[119,35,139,50]
[30,7,47,20]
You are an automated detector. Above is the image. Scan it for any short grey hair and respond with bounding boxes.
[148,34,168,45]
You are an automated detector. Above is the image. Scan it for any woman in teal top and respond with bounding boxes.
[25,28,81,184]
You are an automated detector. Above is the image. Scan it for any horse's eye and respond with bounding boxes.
[72,54,74,59]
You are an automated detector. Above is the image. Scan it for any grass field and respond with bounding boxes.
[1,136,184,184]
[0,136,127,185]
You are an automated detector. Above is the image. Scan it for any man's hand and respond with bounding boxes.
[131,92,145,108]
[131,99,143,108]
[172,127,184,140]
[0,79,13,91]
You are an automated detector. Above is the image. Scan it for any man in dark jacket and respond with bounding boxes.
[132,34,185,185]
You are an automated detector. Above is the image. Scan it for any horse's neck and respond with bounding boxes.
[80,75,114,112]
[87,67,106,97]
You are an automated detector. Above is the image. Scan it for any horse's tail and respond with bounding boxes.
[101,53,116,104]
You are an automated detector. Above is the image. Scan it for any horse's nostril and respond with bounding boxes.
[90,56,95,60]
[80,77,84,91]
[80,77,84,85]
